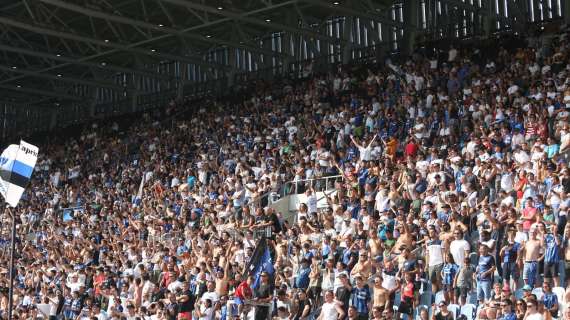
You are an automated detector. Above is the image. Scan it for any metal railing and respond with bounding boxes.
[247,174,344,214]
[283,174,343,196]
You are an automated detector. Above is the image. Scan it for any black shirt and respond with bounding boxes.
[435,312,454,320]
[335,286,351,310]
[178,290,195,313]
[255,284,272,310]
[265,213,282,234]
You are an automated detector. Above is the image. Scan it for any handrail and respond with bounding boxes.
[285,174,343,195]
[247,174,344,213]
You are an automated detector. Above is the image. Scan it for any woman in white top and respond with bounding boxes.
[318,290,345,320]
[523,299,543,320]
[195,299,214,320]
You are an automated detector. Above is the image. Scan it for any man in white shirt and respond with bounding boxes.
[374,189,390,212]
[66,273,84,293]
[448,46,458,62]
[306,188,318,214]
[449,229,471,267]
[426,227,444,293]
[201,281,220,303]
[350,134,376,162]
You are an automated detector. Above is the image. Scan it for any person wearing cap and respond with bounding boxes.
[253,272,272,320]
[334,272,351,314]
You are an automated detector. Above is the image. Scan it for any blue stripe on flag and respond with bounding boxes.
[11,160,33,178]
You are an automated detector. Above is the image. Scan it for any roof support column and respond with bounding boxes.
[178,63,188,102]
[483,0,497,38]
[342,16,354,64]
[282,33,294,75]
[131,57,143,113]
[402,0,419,56]
[227,49,237,88]
[565,0,570,25]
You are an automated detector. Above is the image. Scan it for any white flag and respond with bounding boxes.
[0,140,38,207]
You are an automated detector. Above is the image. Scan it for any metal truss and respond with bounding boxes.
[0,0,406,104]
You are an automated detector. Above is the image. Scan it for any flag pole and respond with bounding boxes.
[7,206,16,320]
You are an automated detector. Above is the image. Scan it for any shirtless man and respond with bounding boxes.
[520,228,542,288]
[393,223,413,255]
[351,251,372,280]
[439,223,454,256]
[449,212,468,235]
[372,275,390,312]
[214,247,231,296]
[369,230,383,260]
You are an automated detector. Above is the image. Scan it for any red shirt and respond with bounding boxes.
[405,142,418,157]
[402,282,415,299]
[235,281,252,300]
[522,207,537,231]
[94,274,106,296]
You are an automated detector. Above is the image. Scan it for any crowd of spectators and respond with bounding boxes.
[0,27,569,320]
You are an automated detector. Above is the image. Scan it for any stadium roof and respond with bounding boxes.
[0,0,397,106]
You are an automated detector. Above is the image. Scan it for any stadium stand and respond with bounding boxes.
[0,15,569,320]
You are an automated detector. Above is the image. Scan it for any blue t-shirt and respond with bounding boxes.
[351,286,371,314]
[187,176,196,189]
[498,312,516,320]
[442,263,459,285]
[545,144,559,158]
[477,254,495,281]
[543,292,558,309]
[295,266,311,289]
[503,243,520,263]
[544,233,560,263]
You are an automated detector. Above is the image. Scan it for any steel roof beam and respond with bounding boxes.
[437,0,512,27]
[0,84,84,101]
[0,16,230,71]
[303,0,409,29]
[0,65,126,91]
[0,0,297,90]
[0,44,173,80]
[160,0,341,43]
[38,0,291,59]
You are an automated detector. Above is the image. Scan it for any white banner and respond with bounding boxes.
[0,140,38,207]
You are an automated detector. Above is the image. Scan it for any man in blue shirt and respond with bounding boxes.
[351,275,371,320]
[476,244,496,303]
[543,225,561,287]
[499,229,520,286]
[498,299,516,320]
[541,281,559,317]
[294,259,311,290]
